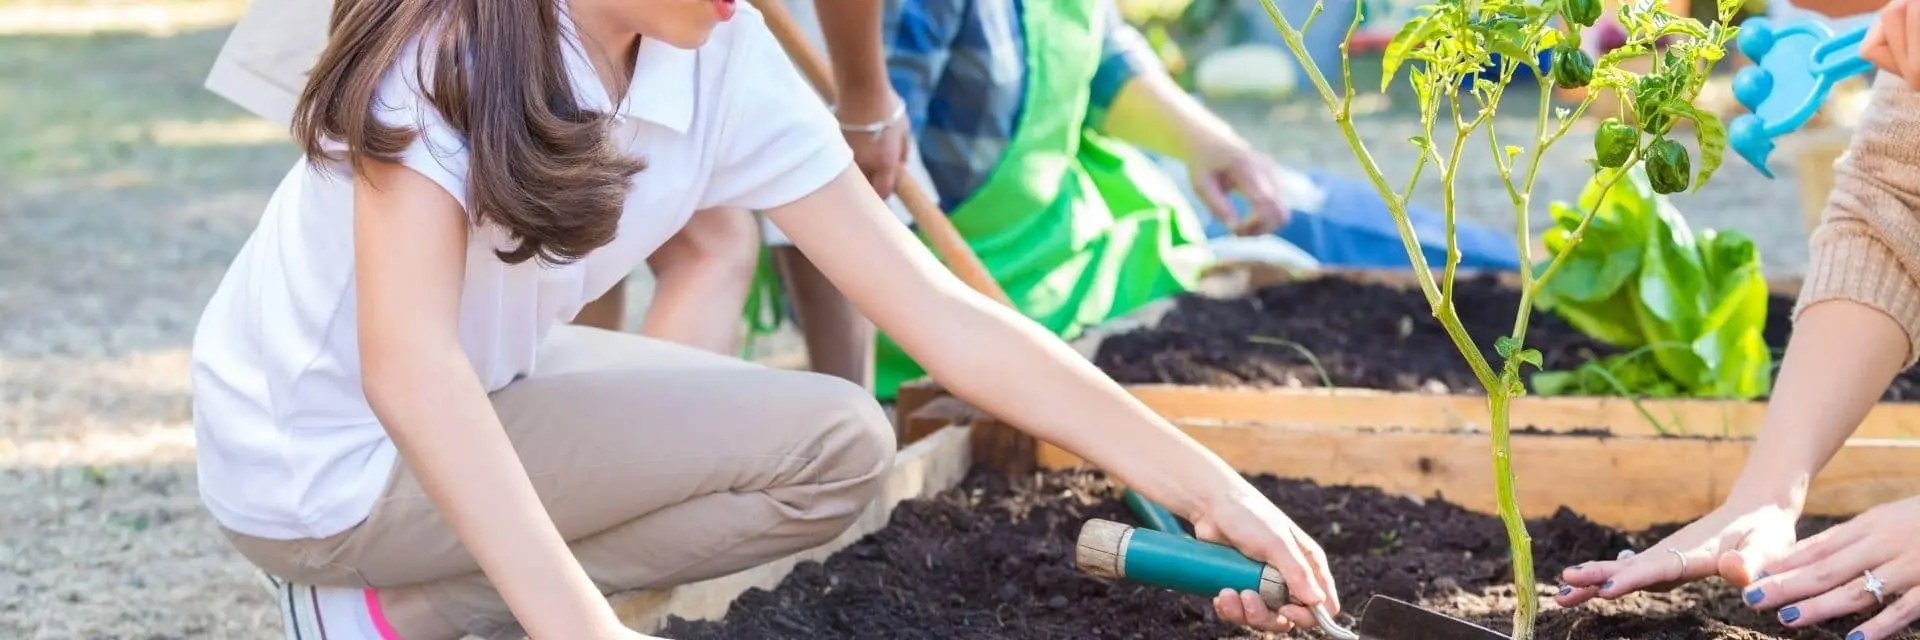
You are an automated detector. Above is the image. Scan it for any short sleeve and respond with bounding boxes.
[366,43,471,210]
[700,9,854,211]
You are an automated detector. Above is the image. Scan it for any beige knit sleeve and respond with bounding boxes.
[1794,72,1920,366]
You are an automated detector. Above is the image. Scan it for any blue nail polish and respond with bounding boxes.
[1780,606,1801,623]
[1601,580,1615,591]
[1558,585,1572,596]
[1847,631,1866,640]
[1744,587,1765,606]
[1757,570,1771,580]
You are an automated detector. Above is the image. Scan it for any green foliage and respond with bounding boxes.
[1255,0,1749,635]
[1531,167,1773,401]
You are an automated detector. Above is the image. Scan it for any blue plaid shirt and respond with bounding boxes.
[883,0,1160,212]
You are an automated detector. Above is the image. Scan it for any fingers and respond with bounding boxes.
[1721,513,1799,587]
[1213,589,1297,633]
[1293,528,1342,616]
[1762,518,1867,578]
[1903,0,1920,89]
[1889,0,1914,86]
[1555,544,1719,607]
[1766,574,1883,628]
[1746,544,1882,613]
[1234,163,1287,237]
[1191,173,1241,228]
[1852,588,1920,640]
[1865,17,1897,76]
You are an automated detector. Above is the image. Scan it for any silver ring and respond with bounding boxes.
[1865,570,1888,605]
[1617,549,1637,560]
[1668,549,1689,579]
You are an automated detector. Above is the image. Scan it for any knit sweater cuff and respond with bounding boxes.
[1795,225,1920,366]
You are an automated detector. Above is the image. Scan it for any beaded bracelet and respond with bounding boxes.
[835,101,908,141]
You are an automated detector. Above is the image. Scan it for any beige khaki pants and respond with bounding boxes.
[223,326,896,639]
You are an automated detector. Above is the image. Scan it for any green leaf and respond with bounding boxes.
[1383,16,1444,93]
[1531,370,1583,396]
[1516,348,1544,369]
[1495,335,1521,358]
[1633,199,1711,388]
[1678,104,1728,192]
[1692,229,1773,399]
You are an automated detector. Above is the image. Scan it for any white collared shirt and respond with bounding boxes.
[190,2,852,540]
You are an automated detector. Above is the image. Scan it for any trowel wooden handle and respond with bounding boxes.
[747,0,1015,309]
[1075,518,1288,608]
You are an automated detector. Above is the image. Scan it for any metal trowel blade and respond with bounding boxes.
[1354,595,1511,640]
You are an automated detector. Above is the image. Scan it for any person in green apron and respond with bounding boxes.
[772,0,1294,401]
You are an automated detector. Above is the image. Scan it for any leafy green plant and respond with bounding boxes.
[1531,167,1772,402]
[1254,0,1743,635]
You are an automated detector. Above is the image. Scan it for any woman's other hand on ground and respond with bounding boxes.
[1736,495,1920,640]
[1865,0,1920,89]
[837,84,911,199]
[1185,134,1289,237]
[1554,497,1800,606]
[1191,485,1339,633]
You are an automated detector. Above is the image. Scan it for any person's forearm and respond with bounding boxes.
[812,0,891,99]
[895,286,1241,519]
[1100,70,1240,162]
[364,348,622,638]
[1728,300,1909,510]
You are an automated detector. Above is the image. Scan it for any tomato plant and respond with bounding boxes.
[1255,0,1744,636]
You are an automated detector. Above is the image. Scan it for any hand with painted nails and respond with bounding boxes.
[1553,497,1800,606]
[1736,495,1920,640]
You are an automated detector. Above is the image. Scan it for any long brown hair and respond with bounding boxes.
[293,0,644,266]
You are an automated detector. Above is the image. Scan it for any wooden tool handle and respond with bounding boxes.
[747,0,1016,308]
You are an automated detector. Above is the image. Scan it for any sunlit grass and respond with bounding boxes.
[0,0,245,36]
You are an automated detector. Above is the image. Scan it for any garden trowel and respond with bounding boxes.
[1352,595,1511,640]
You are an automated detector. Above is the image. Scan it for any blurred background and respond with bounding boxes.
[0,0,1869,636]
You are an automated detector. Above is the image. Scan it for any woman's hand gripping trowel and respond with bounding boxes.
[1076,492,1509,639]
[1727,16,1875,178]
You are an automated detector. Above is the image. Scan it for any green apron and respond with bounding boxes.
[870,0,1209,400]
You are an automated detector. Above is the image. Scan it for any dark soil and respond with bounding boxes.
[662,468,1915,640]
[1089,274,1920,402]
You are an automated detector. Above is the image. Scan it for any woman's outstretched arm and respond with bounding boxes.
[353,160,632,639]
[765,168,1337,633]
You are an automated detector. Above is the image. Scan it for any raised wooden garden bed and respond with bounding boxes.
[637,453,1915,639]
[892,268,1920,530]
[604,268,1920,639]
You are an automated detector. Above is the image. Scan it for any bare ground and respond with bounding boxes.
[1,3,1824,638]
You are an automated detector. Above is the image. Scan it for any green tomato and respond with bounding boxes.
[1563,0,1601,27]
[1552,47,1594,90]
[1594,118,1637,169]
[1646,138,1692,194]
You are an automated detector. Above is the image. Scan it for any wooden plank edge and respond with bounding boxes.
[883,382,1920,441]
[1123,384,1920,440]
[615,425,974,632]
[1036,422,1920,530]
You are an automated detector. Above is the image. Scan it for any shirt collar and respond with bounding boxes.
[557,3,697,134]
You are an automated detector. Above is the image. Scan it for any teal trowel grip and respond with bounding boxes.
[1074,518,1288,608]
[1121,489,1187,535]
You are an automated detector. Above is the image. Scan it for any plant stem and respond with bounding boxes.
[1256,0,1500,392]
[1486,384,1535,638]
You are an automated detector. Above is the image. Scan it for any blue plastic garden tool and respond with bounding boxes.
[1728,16,1875,178]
